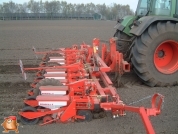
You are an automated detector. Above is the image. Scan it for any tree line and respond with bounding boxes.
[0,0,134,20]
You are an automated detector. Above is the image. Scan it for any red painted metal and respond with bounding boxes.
[154,40,178,74]
[24,100,38,107]
[19,37,164,134]
[92,38,130,73]
[100,93,164,134]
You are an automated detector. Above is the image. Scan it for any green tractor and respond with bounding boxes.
[114,0,178,87]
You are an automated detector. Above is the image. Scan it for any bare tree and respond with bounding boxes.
[1,1,17,19]
[76,4,85,19]
[39,0,45,13]
[45,0,60,19]
[0,0,134,20]
[19,3,28,13]
[0,4,3,13]
[66,3,74,18]
[28,0,41,19]
[0,4,4,20]
[60,1,68,17]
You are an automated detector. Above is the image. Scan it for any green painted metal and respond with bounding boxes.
[120,0,178,36]
[171,0,177,17]
[121,16,137,36]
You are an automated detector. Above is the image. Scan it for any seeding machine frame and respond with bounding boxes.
[19,37,164,134]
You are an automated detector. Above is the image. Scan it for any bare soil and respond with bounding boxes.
[0,20,177,134]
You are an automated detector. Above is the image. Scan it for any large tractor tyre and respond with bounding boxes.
[114,30,131,56]
[131,21,178,87]
[34,78,63,96]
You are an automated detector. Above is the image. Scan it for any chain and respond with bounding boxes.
[128,95,152,105]
[162,98,164,110]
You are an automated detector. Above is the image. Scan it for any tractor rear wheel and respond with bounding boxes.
[131,21,178,87]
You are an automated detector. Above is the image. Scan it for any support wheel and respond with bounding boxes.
[20,106,39,125]
[43,116,53,124]
[131,21,178,87]
[77,110,93,122]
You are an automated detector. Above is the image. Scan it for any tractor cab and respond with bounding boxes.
[114,0,178,87]
[136,0,172,17]
[136,0,149,16]
[114,0,178,37]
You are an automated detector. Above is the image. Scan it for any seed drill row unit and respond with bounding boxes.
[19,38,164,134]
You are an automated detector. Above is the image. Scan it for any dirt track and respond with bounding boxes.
[0,20,178,134]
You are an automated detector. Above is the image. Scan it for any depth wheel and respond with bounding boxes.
[131,21,178,87]
[43,116,53,124]
[77,110,93,122]
[20,106,39,125]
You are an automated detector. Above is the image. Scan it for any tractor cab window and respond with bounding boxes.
[153,0,171,16]
[176,0,178,14]
[136,0,148,16]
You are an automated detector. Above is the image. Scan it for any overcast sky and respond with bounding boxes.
[0,0,139,11]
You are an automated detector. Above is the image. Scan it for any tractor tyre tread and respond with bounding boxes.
[131,21,178,87]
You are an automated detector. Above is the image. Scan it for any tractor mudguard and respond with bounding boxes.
[114,15,137,36]
[114,23,125,31]
[130,16,178,36]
